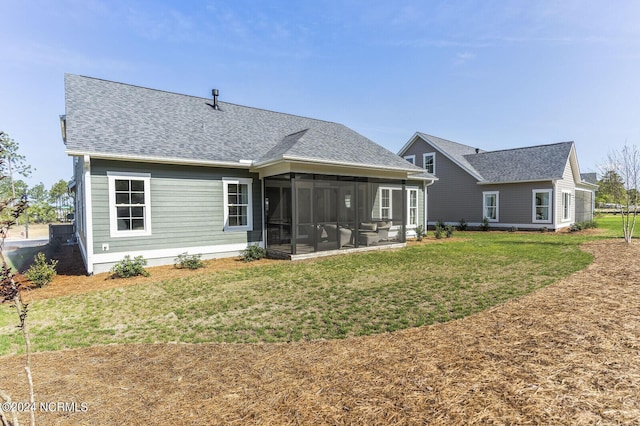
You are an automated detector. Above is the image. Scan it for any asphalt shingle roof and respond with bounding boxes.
[64,74,424,175]
[415,133,575,183]
[464,142,574,183]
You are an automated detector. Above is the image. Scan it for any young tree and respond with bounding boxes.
[603,143,640,245]
[0,149,35,426]
[0,132,33,199]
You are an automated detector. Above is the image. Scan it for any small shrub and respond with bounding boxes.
[174,252,204,270]
[569,223,582,232]
[508,226,518,233]
[415,225,426,242]
[24,252,58,288]
[445,224,455,238]
[111,255,150,278]
[459,218,467,231]
[435,219,445,229]
[540,226,549,233]
[480,217,490,231]
[569,221,597,232]
[434,224,444,239]
[241,245,266,262]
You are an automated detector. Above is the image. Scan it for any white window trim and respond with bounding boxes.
[562,190,572,222]
[483,191,499,222]
[404,155,416,165]
[532,189,553,224]
[379,187,392,220]
[223,177,253,232]
[407,187,419,227]
[423,152,436,175]
[107,171,152,238]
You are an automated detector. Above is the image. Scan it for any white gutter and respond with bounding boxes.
[65,150,253,169]
[83,155,94,275]
[423,179,436,231]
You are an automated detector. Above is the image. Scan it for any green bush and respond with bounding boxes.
[444,224,455,238]
[459,218,468,231]
[111,255,150,278]
[508,226,518,233]
[24,252,58,288]
[569,220,598,232]
[434,224,444,239]
[415,225,426,242]
[241,245,266,262]
[480,217,490,231]
[174,252,204,270]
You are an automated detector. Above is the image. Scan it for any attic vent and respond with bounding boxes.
[212,89,220,110]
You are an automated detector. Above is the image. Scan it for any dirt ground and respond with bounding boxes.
[1,238,639,425]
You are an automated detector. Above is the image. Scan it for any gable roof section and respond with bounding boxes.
[400,132,585,184]
[465,142,575,183]
[64,74,427,177]
[399,133,485,181]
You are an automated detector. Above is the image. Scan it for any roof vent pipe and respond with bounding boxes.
[475,148,480,153]
[212,89,220,110]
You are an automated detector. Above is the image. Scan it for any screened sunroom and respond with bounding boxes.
[265,173,418,256]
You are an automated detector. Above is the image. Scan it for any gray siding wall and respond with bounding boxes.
[482,182,554,225]
[90,160,262,255]
[404,138,558,227]
[404,138,484,223]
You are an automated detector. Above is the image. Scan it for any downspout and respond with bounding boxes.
[552,179,558,230]
[83,155,94,274]
[423,179,435,231]
[260,177,266,250]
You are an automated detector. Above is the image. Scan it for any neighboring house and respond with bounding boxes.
[398,132,597,230]
[61,75,435,274]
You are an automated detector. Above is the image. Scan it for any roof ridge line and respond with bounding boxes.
[67,73,344,127]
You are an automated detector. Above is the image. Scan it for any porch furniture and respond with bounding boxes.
[359,231,380,246]
[323,224,352,248]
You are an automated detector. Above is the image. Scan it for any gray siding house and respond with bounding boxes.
[398,132,597,230]
[62,75,434,274]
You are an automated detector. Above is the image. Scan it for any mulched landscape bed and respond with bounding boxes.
[0,238,638,425]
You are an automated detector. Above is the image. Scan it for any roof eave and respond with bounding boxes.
[252,155,436,181]
[476,178,556,185]
[65,150,253,169]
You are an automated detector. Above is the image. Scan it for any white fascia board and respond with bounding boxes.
[252,155,425,176]
[477,178,553,185]
[64,150,253,169]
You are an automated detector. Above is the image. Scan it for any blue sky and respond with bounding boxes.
[1,0,639,189]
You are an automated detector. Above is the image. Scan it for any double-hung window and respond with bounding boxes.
[483,191,499,222]
[408,189,418,226]
[533,189,553,223]
[562,191,572,221]
[108,172,151,237]
[223,178,253,231]
[423,153,436,174]
[380,188,391,220]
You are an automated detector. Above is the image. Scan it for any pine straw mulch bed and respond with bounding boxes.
[1,238,639,425]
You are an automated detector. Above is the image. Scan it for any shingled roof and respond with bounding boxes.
[464,142,575,183]
[406,132,583,184]
[63,74,426,176]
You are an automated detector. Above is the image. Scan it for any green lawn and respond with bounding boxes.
[0,217,621,356]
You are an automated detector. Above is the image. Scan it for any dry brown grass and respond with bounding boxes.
[1,239,638,425]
